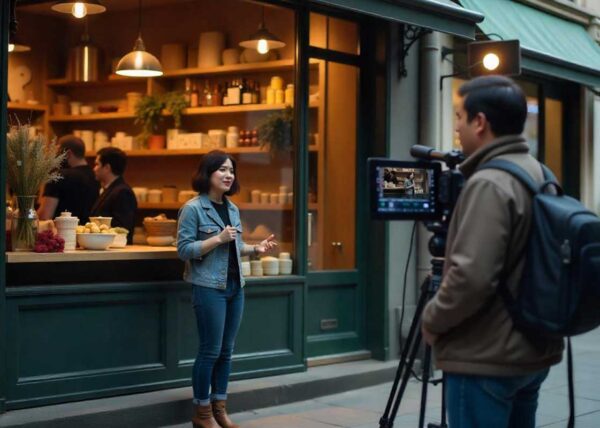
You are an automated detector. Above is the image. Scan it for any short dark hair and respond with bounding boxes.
[58,135,85,158]
[192,150,240,195]
[458,76,527,137]
[97,147,127,176]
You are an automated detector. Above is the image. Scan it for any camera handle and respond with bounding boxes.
[379,234,447,428]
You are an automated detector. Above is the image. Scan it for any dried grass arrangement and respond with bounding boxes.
[7,125,66,250]
[7,125,66,196]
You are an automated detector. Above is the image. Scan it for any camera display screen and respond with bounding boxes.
[368,158,441,220]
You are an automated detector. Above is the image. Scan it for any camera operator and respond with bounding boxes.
[421,76,563,428]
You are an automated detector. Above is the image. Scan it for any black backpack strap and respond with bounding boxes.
[476,159,540,195]
[568,338,575,428]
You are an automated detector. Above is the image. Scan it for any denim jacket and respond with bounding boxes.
[177,194,246,289]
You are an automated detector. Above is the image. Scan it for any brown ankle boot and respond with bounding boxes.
[192,403,220,428]
[212,400,240,428]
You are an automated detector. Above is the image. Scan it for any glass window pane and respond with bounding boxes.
[308,60,358,271]
[310,13,359,55]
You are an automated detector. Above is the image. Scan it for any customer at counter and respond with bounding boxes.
[38,135,100,223]
[90,147,137,243]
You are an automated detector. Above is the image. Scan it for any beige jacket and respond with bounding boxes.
[422,135,564,376]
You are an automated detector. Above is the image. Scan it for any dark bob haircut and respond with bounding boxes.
[192,150,240,195]
[97,147,127,176]
[458,75,527,137]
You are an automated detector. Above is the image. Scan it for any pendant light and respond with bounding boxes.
[8,36,31,53]
[239,6,285,55]
[51,1,106,19]
[115,0,163,77]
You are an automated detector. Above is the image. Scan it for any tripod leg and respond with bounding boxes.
[380,279,431,428]
[418,344,433,428]
[389,328,424,426]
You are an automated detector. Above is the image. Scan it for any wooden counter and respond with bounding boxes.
[6,245,179,263]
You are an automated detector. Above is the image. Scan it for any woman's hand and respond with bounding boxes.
[218,226,237,244]
[255,234,278,254]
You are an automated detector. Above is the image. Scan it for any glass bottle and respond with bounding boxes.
[203,80,213,106]
[184,78,192,107]
[190,81,199,108]
[11,195,39,252]
[242,78,252,105]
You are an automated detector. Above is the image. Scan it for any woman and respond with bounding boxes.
[177,150,277,428]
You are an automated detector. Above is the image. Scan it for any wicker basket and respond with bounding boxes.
[143,219,177,237]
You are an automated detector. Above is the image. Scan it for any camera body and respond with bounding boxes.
[368,149,465,223]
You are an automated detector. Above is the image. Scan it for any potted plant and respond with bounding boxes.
[134,94,165,150]
[257,106,293,158]
[163,91,187,130]
[6,125,66,251]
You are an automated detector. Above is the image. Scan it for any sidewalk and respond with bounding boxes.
[163,329,600,428]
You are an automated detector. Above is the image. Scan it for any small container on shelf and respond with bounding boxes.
[148,189,162,203]
[162,186,178,203]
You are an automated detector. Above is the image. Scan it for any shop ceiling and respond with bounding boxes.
[17,0,484,39]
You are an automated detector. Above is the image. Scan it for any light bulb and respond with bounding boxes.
[134,51,144,69]
[8,43,15,52]
[483,53,500,71]
[257,39,269,54]
[72,2,88,19]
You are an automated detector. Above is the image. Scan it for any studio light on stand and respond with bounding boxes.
[239,6,285,54]
[116,0,163,77]
[51,1,106,19]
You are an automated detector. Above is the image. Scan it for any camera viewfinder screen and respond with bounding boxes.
[368,159,440,220]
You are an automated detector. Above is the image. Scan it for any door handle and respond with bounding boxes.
[308,212,313,247]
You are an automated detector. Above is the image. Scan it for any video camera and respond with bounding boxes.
[368,145,465,224]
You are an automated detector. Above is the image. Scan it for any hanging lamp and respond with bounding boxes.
[51,1,106,19]
[239,6,285,54]
[8,35,31,53]
[115,0,163,77]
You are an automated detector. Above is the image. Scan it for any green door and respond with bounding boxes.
[305,12,366,360]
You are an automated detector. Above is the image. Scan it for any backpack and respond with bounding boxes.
[478,159,600,428]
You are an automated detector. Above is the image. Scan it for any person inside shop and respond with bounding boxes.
[421,75,563,427]
[90,147,137,243]
[38,135,100,223]
[403,172,415,196]
[177,150,278,428]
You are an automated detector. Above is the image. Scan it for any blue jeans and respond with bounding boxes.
[445,369,549,428]
[192,275,244,405]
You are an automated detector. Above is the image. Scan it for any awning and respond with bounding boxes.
[311,0,484,39]
[460,0,600,88]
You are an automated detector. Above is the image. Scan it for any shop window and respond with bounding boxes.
[11,0,298,274]
[307,58,358,271]
[310,13,360,55]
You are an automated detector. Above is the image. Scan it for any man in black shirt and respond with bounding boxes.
[90,147,137,243]
[38,135,100,223]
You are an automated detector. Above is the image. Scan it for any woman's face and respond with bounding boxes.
[210,158,235,194]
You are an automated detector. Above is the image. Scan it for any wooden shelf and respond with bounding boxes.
[46,76,147,88]
[49,103,308,123]
[49,112,135,122]
[85,145,319,158]
[138,202,318,210]
[44,59,320,87]
[7,102,48,112]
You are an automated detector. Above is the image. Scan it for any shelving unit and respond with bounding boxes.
[7,102,49,136]
[85,145,319,158]
[138,202,318,210]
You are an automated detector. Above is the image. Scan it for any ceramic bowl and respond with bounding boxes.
[110,234,128,248]
[77,233,116,250]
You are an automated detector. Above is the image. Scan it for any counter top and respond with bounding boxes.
[6,245,179,263]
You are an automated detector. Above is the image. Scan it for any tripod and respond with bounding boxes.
[379,232,447,428]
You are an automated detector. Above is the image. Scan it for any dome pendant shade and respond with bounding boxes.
[116,36,163,77]
[51,1,106,18]
[8,34,31,53]
[239,23,286,53]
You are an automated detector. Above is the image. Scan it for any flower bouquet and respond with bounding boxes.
[6,125,66,251]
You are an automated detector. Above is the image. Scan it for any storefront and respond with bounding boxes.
[0,0,482,411]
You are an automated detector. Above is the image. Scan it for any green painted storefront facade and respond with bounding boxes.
[0,0,482,412]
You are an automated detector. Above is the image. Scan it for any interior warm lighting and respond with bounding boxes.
[483,53,500,71]
[72,2,87,18]
[257,39,269,54]
[51,1,106,18]
[8,43,15,52]
[116,0,163,77]
[240,6,285,54]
